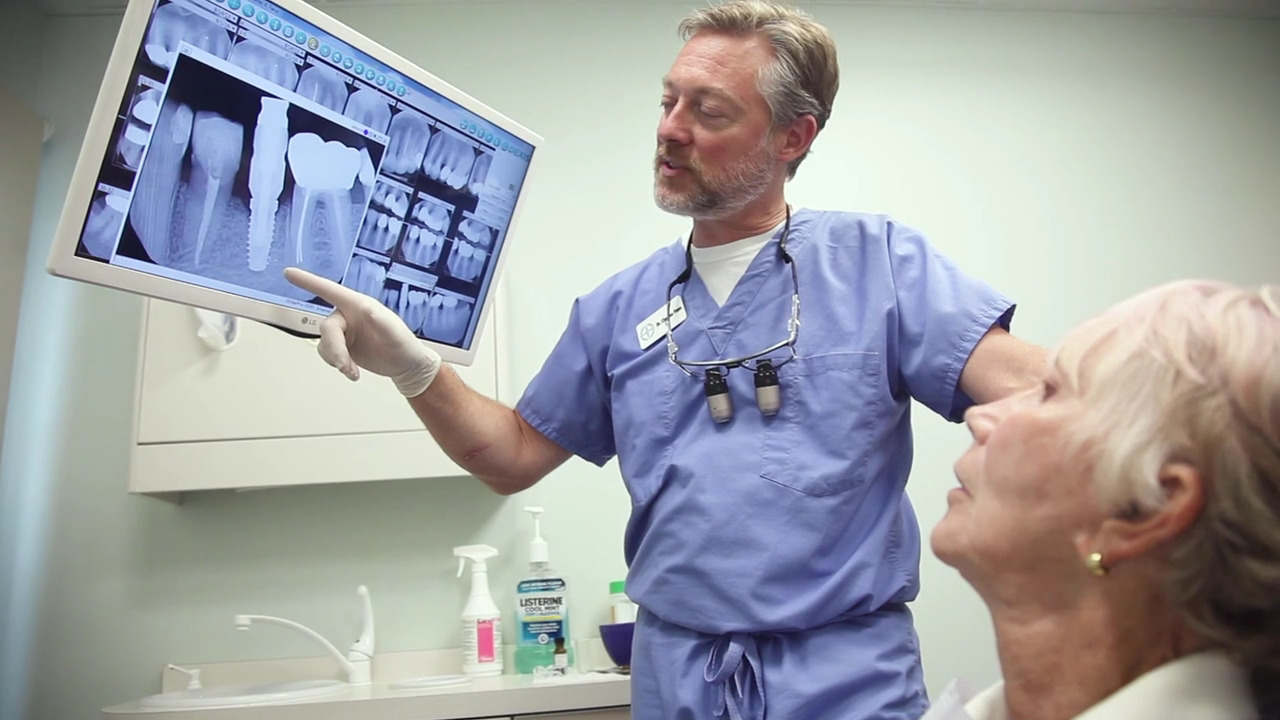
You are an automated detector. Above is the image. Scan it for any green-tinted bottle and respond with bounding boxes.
[513,507,574,674]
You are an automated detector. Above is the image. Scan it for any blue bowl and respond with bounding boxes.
[599,622,635,668]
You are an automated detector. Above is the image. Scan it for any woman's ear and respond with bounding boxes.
[1090,462,1206,568]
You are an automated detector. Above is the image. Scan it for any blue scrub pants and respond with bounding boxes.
[629,604,928,720]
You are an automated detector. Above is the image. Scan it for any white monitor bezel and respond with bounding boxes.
[45,0,543,366]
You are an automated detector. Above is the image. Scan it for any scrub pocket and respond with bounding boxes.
[759,351,881,497]
[614,357,678,506]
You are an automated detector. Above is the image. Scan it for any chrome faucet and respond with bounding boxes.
[234,585,375,685]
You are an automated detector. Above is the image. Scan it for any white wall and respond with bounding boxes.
[3,2,1278,719]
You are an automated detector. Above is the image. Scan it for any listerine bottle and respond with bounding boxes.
[513,506,574,674]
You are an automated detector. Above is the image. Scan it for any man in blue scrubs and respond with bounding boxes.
[286,2,1046,718]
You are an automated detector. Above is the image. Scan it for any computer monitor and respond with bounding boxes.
[46,0,541,366]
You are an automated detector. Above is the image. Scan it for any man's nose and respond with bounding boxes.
[657,107,691,146]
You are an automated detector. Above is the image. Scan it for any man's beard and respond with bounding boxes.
[653,137,774,221]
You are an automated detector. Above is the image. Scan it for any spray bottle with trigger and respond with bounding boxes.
[454,544,503,677]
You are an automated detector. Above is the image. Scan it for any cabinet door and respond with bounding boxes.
[128,295,504,495]
[134,298,497,443]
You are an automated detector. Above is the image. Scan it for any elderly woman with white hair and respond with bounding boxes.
[927,280,1280,720]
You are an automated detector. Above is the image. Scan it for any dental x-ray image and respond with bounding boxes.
[297,62,351,114]
[343,87,392,136]
[456,216,495,250]
[372,180,412,218]
[391,195,454,270]
[114,82,164,171]
[356,209,405,257]
[397,223,445,271]
[377,276,475,345]
[443,236,489,284]
[382,109,434,178]
[355,179,412,256]
[422,126,478,191]
[410,195,453,233]
[418,289,474,344]
[343,251,390,299]
[140,0,232,77]
[228,36,301,94]
[111,50,384,302]
[78,189,131,260]
[434,215,495,284]
[467,151,493,196]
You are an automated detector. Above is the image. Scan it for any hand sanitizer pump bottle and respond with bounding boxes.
[454,544,503,677]
[514,507,574,674]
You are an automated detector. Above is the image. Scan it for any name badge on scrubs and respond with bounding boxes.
[636,296,686,350]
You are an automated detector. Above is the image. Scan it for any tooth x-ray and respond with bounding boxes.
[423,126,477,191]
[390,195,454,271]
[49,0,540,365]
[228,37,300,93]
[141,0,231,72]
[114,48,383,299]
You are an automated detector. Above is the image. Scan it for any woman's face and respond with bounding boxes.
[931,363,1109,608]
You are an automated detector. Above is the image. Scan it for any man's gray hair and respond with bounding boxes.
[679,0,839,179]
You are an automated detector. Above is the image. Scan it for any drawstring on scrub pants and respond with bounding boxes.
[704,633,766,720]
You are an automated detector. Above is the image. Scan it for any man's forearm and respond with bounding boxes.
[406,364,570,495]
[960,327,1050,404]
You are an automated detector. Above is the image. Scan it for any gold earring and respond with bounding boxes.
[1086,552,1108,577]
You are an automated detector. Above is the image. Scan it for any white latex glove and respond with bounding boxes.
[283,267,441,398]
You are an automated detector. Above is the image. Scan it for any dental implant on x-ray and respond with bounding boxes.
[188,112,245,266]
[423,131,476,190]
[129,99,193,264]
[383,112,431,176]
[343,88,392,135]
[229,40,300,92]
[143,2,231,70]
[246,98,289,272]
[286,132,363,266]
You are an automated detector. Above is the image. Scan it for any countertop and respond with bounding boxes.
[101,644,631,720]
[102,672,630,720]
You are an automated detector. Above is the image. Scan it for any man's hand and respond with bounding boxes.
[283,267,441,398]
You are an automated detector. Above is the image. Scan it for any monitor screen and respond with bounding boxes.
[46,0,541,365]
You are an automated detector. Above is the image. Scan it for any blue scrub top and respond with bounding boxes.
[517,208,1013,636]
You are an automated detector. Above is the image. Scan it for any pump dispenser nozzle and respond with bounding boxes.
[523,506,549,565]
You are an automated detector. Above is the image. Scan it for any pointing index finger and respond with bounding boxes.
[283,267,363,309]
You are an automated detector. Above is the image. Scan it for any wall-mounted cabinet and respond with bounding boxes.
[128,293,505,499]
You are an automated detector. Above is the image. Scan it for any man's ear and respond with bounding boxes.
[776,114,819,166]
[1087,462,1206,568]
